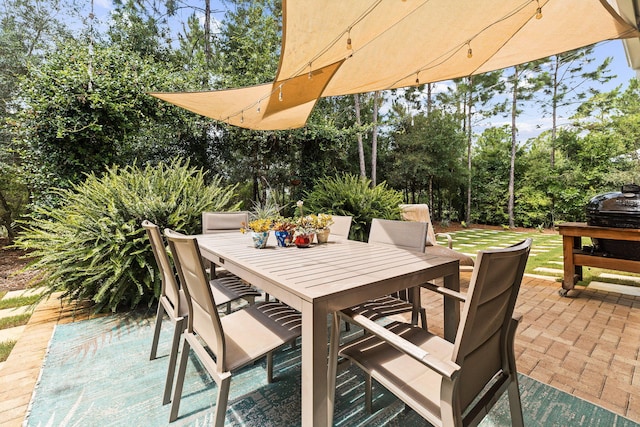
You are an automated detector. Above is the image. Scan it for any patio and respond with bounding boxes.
[1,269,639,426]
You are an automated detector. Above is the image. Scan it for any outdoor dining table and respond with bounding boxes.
[196,232,460,427]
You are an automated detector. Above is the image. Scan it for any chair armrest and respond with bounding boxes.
[435,232,453,249]
[340,308,460,379]
[421,282,467,302]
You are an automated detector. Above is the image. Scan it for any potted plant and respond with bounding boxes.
[312,213,334,243]
[240,218,273,248]
[273,217,297,247]
[294,200,316,248]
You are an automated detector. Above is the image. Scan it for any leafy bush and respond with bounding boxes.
[14,159,239,312]
[303,174,403,241]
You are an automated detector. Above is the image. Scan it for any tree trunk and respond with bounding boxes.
[466,76,474,224]
[508,67,519,229]
[204,0,212,63]
[371,91,380,187]
[354,94,367,178]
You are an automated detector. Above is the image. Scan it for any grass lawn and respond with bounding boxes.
[443,228,640,287]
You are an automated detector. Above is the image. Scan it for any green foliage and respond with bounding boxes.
[0,313,31,329]
[303,173,403,241]
[0,340,16,362]
[15,39,185,198]
[0,294,40,309]
[14,159,240,313]
[389,110,467,214]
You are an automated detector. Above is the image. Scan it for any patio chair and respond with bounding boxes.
[164,229,302,425]
[346,219,428,330]
[400,204,474,268]
[329,215,353,239]
[202,211,250,279]
[202,210,250,234]
[142,221,261,404]
[332,238,532,426]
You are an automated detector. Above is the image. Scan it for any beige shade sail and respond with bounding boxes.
[150,0,640,130]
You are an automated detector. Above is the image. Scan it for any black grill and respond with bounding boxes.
[585,184,640,261]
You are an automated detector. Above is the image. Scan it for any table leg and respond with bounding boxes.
[561,235,578,295]
[301,300,329,427]
[327,312,341,424]
[443,268,460,343]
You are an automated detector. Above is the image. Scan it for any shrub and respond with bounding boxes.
[303,174,403,241]
[14,159,239,312]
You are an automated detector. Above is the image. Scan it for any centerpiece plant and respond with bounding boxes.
[294,200,315,247]
[240,218,273,249]
[312,213,334,243]
[272,217,297,247]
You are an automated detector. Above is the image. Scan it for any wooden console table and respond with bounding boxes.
[558,222,640,296]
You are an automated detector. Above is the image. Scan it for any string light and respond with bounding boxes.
[535,0,543,19]
[415,73,420,85]
[240,111,244,123]
[346,29,352,50]
[256,102,261,113]
[308,63,313,79]
[467,42,473,58]
[278,84,283,101]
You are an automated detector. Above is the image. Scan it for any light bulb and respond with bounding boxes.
[240,112,244,124]
[415,74,420,85]
[257,103,261,113]
[278,85,283,102]
[346,37,352,50]
[536,7,542,19]
[467,47,473,58]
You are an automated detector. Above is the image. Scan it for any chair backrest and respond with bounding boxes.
[368,218,427,253]
[330,215,353,238]
[165,229,227,372]
[399,204,438,247]
[453,238,532,410]
[142,220,182,317]
[202,211,250,234]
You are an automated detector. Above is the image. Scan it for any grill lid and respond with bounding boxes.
[586,184,640,217]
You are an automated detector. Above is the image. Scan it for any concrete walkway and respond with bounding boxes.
[1,274,640,426]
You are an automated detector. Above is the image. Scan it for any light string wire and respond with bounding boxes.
[222,0,385,123]
[387,0,535,90]
[221,0,634,126]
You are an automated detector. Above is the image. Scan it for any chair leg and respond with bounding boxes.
[507,376,524,427]
[266,351,274,383]
[163,317,184,405]
[213,375,232,427]
[419,307,427,330]
[365,375,373,413]
[149,303,166,360]
[169,339,191,422]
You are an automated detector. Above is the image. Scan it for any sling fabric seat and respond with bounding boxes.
[142,221,261,404]
[347,219,428,329]
[329,215,353,239]
[164,229,302,426]
[332,239,532,427]
[400,203,474,268]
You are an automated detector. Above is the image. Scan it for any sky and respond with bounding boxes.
[87,0,639,142]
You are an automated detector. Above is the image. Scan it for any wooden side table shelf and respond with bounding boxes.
[558,222,640,296]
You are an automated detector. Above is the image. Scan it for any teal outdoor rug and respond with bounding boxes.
[25,314,640,427]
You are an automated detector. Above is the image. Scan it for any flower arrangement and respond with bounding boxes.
[240,218,273,233]
[312,213,333,230]
[272,217,297,233]
[295,216,316,234]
